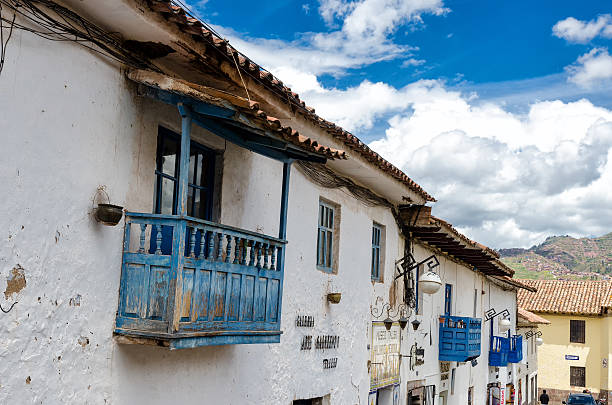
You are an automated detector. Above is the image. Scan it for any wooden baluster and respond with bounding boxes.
[225,235,232,263]
[216,232,223,261]
[199,229,206,259]
[241,239,248,265]
[188,226,196,257]
[233,236,241,264]
[256,242,263,268]
[270,244,276,270]
[207,231,215,260]
[263,243,270,269]
[155,225,163,255]
[248,241,256,266]
[138,223,146,253]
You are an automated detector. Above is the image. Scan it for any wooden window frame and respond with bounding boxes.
[155,126,216,220]
[570,366,586,387]
[371,223,383,281]
[569,319,585,344]
[317,200,338,273]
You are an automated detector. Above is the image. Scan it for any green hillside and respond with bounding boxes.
[499,233,612,280]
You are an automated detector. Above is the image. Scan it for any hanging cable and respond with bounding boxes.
[231,48,250,102]
[0,0,160,73]
[0,0,18,77]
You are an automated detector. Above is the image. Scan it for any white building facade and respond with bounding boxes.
[0,1,534,404]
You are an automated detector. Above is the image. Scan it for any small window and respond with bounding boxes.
[444,284,452,316]
[570,366,586,387]
[570,320,585,343]
[317,201,335,273]
[371,224,383,281]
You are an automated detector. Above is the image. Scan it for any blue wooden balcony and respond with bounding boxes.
[114,212,286,349]
[508,335,523,363]
[439,316,482,362]
[489,336,510,367]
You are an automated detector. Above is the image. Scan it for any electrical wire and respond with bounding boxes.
[0,0,18,76]
[0,0,160,74]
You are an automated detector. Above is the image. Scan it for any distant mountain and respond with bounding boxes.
[499,233,612,280]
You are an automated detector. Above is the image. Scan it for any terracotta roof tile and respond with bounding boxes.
[495,276,537,292]
[516,280,612,315]
[143,0,435,202]
[127,69,347,161]
[517,308,550,325]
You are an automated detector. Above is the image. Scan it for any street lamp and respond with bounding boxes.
[419,270,442,294]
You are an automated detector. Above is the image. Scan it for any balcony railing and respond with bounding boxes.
[439,316,482,362]
[508,335,523,363]
[114,212,286,349]
[489,336,510,367]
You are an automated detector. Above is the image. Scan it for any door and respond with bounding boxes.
[151,126,216,254]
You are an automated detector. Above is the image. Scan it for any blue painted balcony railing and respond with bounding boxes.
[508,335,523,363]
[489,336,510,367]
[114,212,287,349]
[439,316,482,362]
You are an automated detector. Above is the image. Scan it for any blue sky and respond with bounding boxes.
[190,0,612,248]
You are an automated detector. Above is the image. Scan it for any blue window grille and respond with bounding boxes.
[439,315,482,362]
[317,201,334,272]
[371,224,382,280]
[508,335,523,363]
[489,336,510,367]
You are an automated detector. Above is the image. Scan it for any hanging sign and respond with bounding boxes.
[370,322,401,390]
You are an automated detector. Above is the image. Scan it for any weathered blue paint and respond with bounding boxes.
[438,315,482,362]
[138,82,327,163]
[508,335,523,363]
[115,213,287,348]
[489,335,510,366]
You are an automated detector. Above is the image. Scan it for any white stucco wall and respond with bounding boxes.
[0,23,402,405]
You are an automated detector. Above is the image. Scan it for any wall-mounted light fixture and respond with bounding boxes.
[371,297,412,331]
[525,330,544,345]
[411,319,421,331]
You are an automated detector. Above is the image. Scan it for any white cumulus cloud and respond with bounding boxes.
[213,0,446,81]
[567,48,612,89]
[553,14,612,43]
[368,83,612,247]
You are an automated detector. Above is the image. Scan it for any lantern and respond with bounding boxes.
[418,271,442,294]
[499,318,511,333]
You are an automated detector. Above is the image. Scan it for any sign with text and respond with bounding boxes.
[370,322,401,390]
[565,355,579,361]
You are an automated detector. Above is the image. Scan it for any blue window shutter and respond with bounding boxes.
[371,224,382,280]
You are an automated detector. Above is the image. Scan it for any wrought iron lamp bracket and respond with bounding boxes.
[525,330,542,339]
[484,308,510,322]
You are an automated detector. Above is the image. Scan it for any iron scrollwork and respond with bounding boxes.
[524,330,542,339]
[394,251,440,308]
[484,308,510,322]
